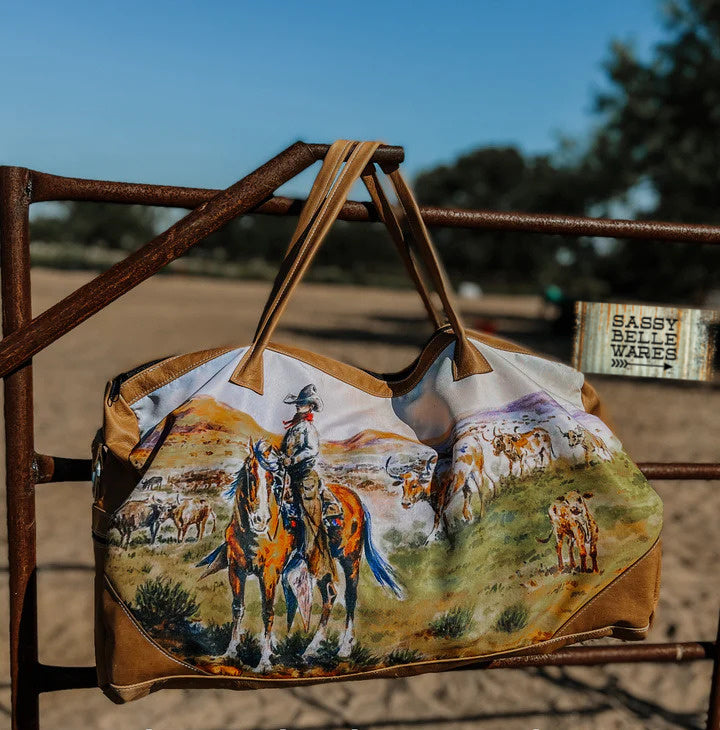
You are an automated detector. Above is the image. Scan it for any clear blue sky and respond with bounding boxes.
[1,1,665,196]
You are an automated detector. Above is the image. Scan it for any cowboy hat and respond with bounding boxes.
[283,383,323,411]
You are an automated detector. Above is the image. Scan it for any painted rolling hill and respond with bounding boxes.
[130,395,276,470]
[128,389,613,482]
[129,395,426,475]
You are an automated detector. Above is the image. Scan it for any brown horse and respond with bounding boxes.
[198,438,403,670]
[290,479,404,660]
[197,438,293,670]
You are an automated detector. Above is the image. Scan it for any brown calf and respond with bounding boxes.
[539,490,599,573]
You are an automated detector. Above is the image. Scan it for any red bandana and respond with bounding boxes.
[283,412,314,429]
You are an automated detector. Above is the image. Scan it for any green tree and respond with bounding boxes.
[584,0,720,302]
[414,146,605,296]
[32,202,159,251]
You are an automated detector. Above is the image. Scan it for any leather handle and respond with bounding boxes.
[258,143,445,346]
[383,166,492,380]
[231,142,381,392]
[253,140,355,345]
[360,166,443,330]
[230,141,492,393]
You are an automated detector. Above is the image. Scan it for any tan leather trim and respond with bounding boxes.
[97,573,206,702]
[102,627,615,702]
[116,327,590,405]
[580,377,618,433]
[554,538,662,641]
[98,385,144,510]
[100,617,653,703]
[267,334,460,397]
[121,346,236,405]
[102,382,142,465]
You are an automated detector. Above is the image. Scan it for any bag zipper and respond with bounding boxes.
[106,357,169,405]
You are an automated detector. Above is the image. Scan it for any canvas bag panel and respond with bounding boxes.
[93,141,662,702]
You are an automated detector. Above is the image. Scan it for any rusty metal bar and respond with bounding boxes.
[38,665,97,693]
[29,144,405,205]
[417,206,720,243]
[305,143,404,165]
[33,453,92,483]
[0,142,320,379]
[29,456,720,485]
[465,641,715,670]
[1,166,40,730]
[29,174,720,244]
[638,463,720,480]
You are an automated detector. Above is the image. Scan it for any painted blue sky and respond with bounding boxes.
[1,1,665,195]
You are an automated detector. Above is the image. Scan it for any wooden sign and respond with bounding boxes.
[572,301,719,381]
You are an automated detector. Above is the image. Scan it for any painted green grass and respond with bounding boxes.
[429,606,474,639]
[106,451,662,674]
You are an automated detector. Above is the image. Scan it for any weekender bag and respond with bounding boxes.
[92,141,663,703]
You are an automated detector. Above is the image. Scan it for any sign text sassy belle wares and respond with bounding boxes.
[572,301,719,381]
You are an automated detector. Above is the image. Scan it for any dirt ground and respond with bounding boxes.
[0,269,718,730]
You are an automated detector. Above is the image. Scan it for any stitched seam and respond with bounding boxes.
[103,575,208,675]
[267,337,453,397]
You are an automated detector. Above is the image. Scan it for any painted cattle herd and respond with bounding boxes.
[112,493,217,547]
[382,418,607,549]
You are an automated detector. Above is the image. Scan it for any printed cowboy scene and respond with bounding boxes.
[104,371,662,679]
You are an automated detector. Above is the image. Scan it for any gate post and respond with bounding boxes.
[0,166,39,730]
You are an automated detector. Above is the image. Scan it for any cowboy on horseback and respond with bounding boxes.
[280,384,342,584]
[195,381,405,666]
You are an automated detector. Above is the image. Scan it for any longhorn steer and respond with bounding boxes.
[386,454,453,541]
[560,427,612,467]
[386,434,490,541]
[483,425,555,477]
[539,490,599,573]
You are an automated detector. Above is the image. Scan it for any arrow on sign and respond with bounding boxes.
[611,358,671,371]
[628,361,672,370]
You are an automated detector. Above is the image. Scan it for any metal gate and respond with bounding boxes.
[1,141,718,730]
